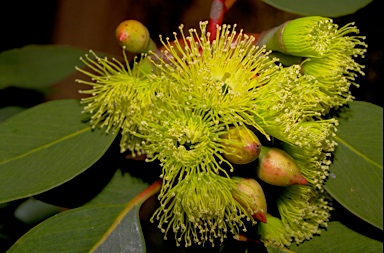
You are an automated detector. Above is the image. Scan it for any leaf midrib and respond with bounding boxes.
[0,126,91,166]
[334,135,383,169]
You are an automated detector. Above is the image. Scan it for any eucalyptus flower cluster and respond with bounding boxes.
[77,16,366,248]
[258,16,367,114]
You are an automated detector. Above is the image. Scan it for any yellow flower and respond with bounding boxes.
[258,16,367,114]
[151,172,255,247]
[77,50,168,154]
[148,21,279,137]
[78,16,367,248]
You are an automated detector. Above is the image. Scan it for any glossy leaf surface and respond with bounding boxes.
[0,45,87,89]
[84,169,151,207]
[8,181,161,253]
[262,0,373,17]
[290,221,383,253]
[0,106,25,122]
[0,99,117,203]
[325,101,383,229]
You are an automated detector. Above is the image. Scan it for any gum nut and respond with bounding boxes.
[115,20,151,53]
[221,126,262,164]
[256,146,308,186]
[232,177,267,223]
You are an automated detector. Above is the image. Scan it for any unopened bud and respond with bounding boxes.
[221,126,262,164]
[257,214,292,246]
[257,16,336,57]
[256,146,307,186]
[115,20,157,53]
[232,177,267,223]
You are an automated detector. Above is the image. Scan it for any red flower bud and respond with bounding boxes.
[256,146,307,186]
[221,126,262,164]
[232,177,267,223]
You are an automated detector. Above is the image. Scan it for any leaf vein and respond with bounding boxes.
[334,135,383,169]
[0,126,91,166]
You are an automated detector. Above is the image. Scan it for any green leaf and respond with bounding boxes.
[9,204,126,253]
[0,45,88,90]
[266,243,296,253]
[324,101,383,229]
[8,181,162,253]
[262,0,373,17]
[0,99,117,204]
[0,106,25,122]
[289,221,383,253]
[84,169,150,206]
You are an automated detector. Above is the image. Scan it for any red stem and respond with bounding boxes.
[208,0,238,42]
[208,0,227,42]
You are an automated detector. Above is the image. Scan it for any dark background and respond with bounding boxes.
[0,1,382,252]
[0,0,382,107]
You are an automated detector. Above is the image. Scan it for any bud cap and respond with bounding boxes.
[222,126,262,164]
[256,146,307,186]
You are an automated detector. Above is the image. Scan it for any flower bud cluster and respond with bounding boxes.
[258,16,367,114]
[76,17,366,248]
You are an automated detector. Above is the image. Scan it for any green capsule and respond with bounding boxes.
[232,177,267,223]
[221,126,262,164]
[256,146,307,186]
